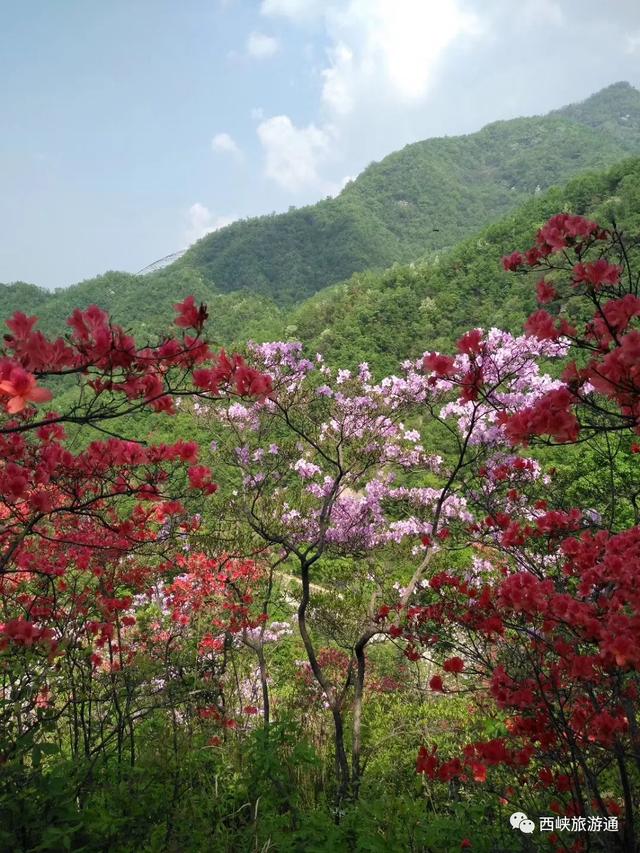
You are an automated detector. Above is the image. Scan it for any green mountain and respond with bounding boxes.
[285,156,640,374]
[2,83,640,344]
[172,81,640,304]
[0,268,283,344]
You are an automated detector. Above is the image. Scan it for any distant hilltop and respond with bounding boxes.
[2,82,640,356]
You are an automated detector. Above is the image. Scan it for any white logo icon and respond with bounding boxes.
[510,812,535,834]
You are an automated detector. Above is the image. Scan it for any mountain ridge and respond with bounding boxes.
[171,81,640,303]
[282,155,640,374]
[2,82,640,339]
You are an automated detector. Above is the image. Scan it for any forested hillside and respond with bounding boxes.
[0,270,283,344]
[3,156,640,381]
[285,156,640,373]
[2,82,640,329]
[167,81,640,303]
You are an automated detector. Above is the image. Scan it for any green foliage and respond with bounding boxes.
[173,83,640,306]
[0,700,520,852]
[286,156,640,373]
[3,85,640,851]
[3,83,640,336]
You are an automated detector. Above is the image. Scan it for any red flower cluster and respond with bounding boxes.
[499,387,579,444]
[572,259,621,289]
[194,349,272,398]
[0,298,274,767]
[499,214,640,442]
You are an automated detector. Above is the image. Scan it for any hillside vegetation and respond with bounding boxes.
[285,156,640,373]
[3,157,640,383]
[168,81,640,303]
[2,82,640,333]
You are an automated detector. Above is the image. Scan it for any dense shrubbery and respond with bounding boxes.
[1,211,639,851]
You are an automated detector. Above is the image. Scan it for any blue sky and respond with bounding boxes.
[2,0,640,289]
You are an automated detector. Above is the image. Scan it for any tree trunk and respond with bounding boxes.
[257,647,270,729]
[297,559,351,807]
[351,639,367,800]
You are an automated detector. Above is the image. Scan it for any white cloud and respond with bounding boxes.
[321,43,355,115]
[261,0,323,21]
[626,31,640,53]
[320,0,481,114]
[264,0,481,113]
[185,203,236,244]
[246,31,280,59]
[257,115,334,191]
[256,1,483,194]
[211,131,242,157]
[520,0,563,26]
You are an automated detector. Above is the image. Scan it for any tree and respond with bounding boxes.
[204,334,566,806]
[0,298,270,836]
[404,213,640,852]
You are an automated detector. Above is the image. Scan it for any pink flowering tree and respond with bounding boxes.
[201,336,565,802]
